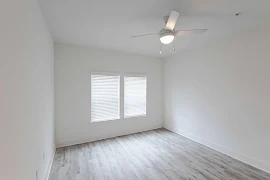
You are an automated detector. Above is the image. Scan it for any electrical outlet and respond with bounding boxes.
[36,170,38,180]
[43,153,45,161]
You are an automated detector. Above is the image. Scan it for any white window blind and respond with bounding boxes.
[91,74,120,122]
[124,76,147,117]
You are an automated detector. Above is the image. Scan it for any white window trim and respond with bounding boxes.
[91,71,120,76]
[124,114,147,119]
[123,73,147,77]
[90,71,121,123]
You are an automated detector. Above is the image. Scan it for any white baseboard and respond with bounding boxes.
[164,124,270,174]
[57,124,163,148]
[43,148,56,180]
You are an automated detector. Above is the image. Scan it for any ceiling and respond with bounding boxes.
[39,0,270,58]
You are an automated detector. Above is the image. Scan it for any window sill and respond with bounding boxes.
[90,118,120,123]
[124,114,147,119]
[90,114,147,123]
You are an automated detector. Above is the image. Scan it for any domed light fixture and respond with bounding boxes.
[160,30,174,44]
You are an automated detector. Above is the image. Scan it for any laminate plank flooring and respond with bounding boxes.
[49,129,270,180]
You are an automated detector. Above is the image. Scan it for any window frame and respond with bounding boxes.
[90,71,121,123]
[89,72,147,123]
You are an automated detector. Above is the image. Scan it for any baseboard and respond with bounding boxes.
[57,124,163,148]
[164,124,270,174]
[43,147,56,180]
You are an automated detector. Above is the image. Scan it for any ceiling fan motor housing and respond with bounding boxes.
[159,29,174,37]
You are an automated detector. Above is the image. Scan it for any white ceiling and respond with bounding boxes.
[39,0,270,58]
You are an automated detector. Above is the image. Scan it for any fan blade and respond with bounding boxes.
[175,29,207,36]
[130,34,157,38]
[165,10,180,31]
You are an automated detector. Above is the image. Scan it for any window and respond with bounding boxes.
[90,73,147,122]
[124,76,147,117]
[91,74,120,122]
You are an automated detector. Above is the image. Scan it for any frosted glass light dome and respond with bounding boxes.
[160,34,174,44]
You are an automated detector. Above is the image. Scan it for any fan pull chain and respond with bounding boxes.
[173,41,175,51]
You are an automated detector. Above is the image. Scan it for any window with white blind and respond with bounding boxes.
[91,74,120,122]
[124,76,147,117]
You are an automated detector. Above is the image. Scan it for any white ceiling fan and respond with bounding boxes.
[131,10,207,53]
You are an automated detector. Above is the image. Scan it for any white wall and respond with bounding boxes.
[164,26,270,173]
[0,0,54,180]
[55,44,163,147]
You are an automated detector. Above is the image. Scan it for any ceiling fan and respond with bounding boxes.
[131,10,207,53]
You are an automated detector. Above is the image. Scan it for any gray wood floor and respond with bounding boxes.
[49,128,270,180]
